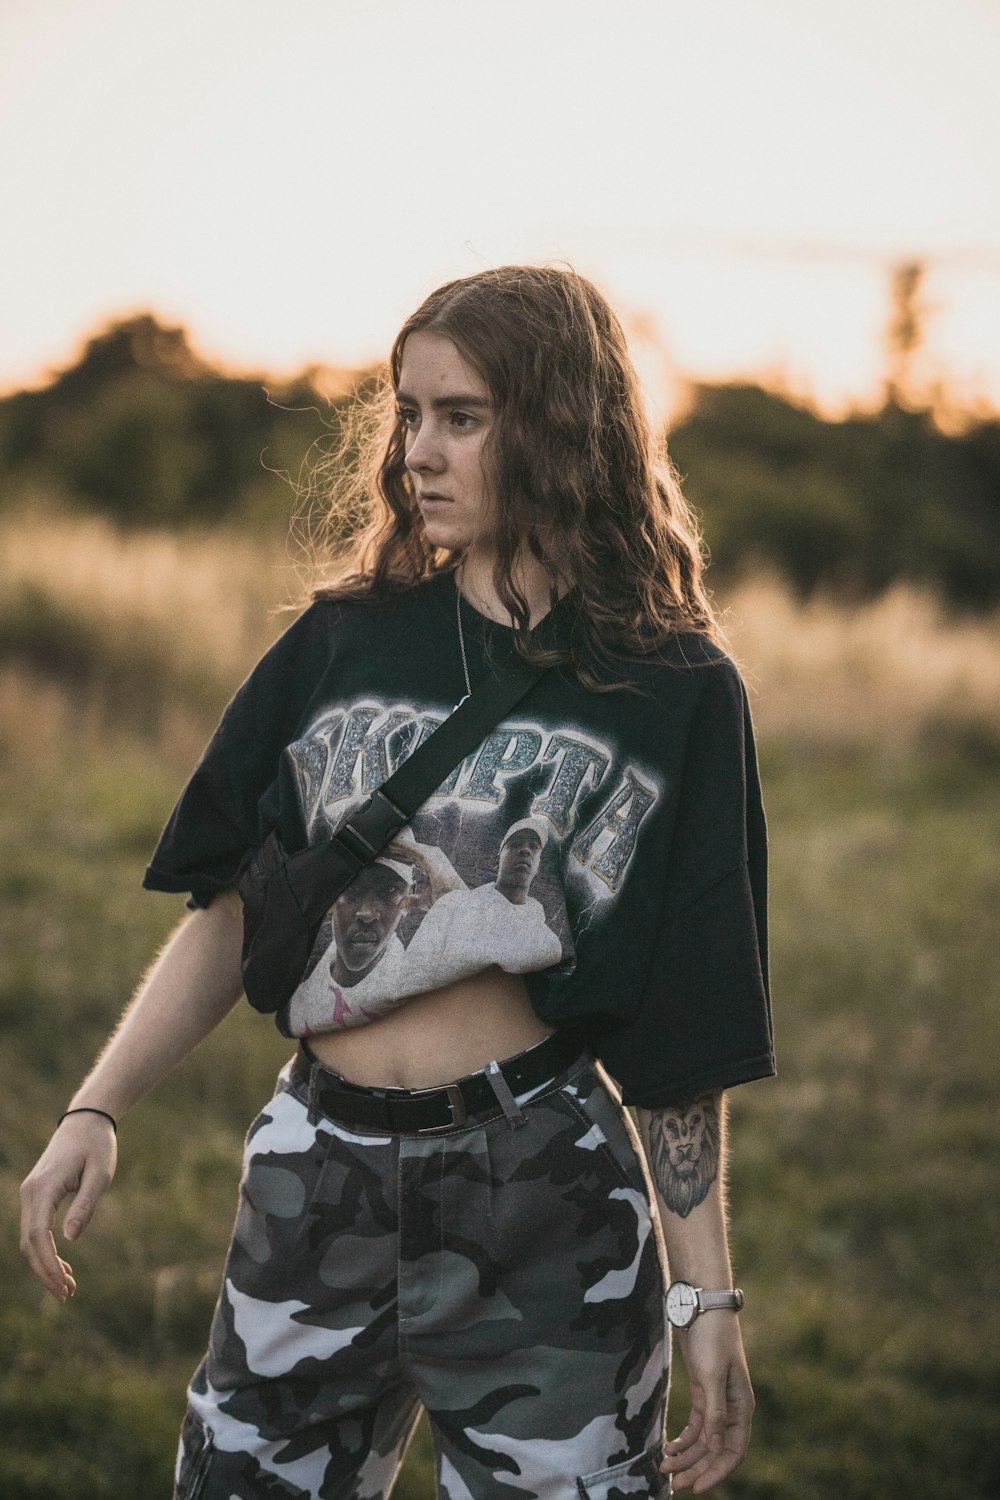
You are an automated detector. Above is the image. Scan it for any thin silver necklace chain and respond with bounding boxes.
[454,577,472,712]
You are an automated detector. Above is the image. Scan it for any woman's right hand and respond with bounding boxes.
[19,895,245,1304]
[19,1113,118,1302]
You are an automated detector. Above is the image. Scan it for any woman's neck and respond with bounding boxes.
[457,549,571,628]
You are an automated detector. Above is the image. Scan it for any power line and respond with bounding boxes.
[526,225,1000,273]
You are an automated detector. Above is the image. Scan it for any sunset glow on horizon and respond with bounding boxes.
[3,0,999,420]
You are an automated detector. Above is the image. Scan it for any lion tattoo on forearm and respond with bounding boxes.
[646,1094,721,1218]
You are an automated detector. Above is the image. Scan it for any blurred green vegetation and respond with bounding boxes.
[0,315,338,535]
[1,517,998,1498]
[670,384,1000,608]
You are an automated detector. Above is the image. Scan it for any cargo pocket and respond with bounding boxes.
[174,1408,214,1500]
[560,1071,650,1197]
[576,1442,670,1498]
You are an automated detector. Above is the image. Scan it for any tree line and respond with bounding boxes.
[1,310,998,609]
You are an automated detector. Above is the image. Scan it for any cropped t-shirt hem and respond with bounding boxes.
[142,864,238,909]
[610,1049,777,1110]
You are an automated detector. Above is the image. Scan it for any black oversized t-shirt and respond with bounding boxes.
[144,569,774,1107]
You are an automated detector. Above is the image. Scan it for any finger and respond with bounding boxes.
[30,1235,74,1300]
[670,1437,739,1492]
[661,1440,711,1479]
[661,1431,708,1464]
[63,1158,112,1241]
[661,1398,710,1473]
[703,1395,728,1455]
[663,1409,749,1487]
[667,1453,714,1493]
[663,1420,701,1455]
[54,1256,78,1301]
[690,1449,745,1494]
[20,1182,75,1302]
[686,1421,753,1494]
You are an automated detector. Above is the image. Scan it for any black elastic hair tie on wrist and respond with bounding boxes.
[58,1107,118,1134]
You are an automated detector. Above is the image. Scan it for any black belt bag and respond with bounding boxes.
[238,646,552,1015]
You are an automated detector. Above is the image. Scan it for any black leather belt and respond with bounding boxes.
[291,1027,588,1136]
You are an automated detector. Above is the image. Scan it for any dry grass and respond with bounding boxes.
[720,574,1000,753]
[0,509,301,678]
[0,511,309,766]
[2,511,999,765]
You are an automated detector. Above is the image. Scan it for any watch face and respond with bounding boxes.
[666,1281,698,1328]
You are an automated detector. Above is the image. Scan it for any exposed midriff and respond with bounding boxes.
[305,965,554,1090]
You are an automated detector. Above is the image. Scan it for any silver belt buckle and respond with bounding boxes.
[411,1083,468,1135]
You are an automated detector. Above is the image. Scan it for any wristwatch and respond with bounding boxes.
[665,1281,744,1329]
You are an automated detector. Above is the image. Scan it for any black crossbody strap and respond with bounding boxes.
[379,651,548,812]
[289,649,551,924]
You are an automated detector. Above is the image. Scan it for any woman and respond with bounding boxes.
[20,265,774,1499]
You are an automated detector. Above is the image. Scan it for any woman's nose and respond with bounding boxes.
[404,424,443,473]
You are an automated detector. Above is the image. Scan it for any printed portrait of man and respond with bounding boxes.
[495,819,546,905]
[330,854,414,988]
[404,816,564,985]
[288,845,418,1030]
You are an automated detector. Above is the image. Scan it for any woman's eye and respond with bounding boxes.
[451,411,476,429]
[395,406,418,427]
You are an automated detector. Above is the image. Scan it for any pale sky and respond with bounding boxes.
[2,0,999,417]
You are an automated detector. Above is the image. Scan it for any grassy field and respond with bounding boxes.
[2,514,998,1499]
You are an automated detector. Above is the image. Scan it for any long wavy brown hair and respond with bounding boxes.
[305,265,719,689]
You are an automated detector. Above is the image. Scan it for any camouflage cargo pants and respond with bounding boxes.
[174,1047,670,1500]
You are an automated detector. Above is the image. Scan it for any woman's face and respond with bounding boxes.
[396,330,496,557]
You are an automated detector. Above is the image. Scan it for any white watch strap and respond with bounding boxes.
[697,1288,745,1313]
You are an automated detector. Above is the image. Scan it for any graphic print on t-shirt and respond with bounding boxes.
[282,698,663,1035]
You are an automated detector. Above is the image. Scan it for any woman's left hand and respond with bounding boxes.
[660,1314,754,1493]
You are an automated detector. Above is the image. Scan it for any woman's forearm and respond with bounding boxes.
[66,887,246,1121]
[638,1093,754,1494]
[636,1091,732,1285]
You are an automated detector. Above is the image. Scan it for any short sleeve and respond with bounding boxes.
[594,657,774,1107]
[142,603,332,907]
